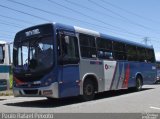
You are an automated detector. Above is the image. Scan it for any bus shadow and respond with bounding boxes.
[4,88,153,108]
[96,88,153,99]
[0,99,5,101]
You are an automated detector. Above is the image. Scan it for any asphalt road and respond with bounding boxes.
[0,85,160,113]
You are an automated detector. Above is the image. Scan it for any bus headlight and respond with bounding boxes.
[43,78,53,86]
[48,78,52,82]
[45,82,49,86]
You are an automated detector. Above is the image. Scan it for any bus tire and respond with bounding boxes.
[46,97,56,101]
[81,79,95,101]
[135,75,143,91]
[46,97,54,101]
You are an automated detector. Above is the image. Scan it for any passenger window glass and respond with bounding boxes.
[113,42,125,52]
[59,32,79,64]
[18,47,22,65]
[79,34,96,58]
[137,47,147,62]
[0,46,4,63]
[146,49,155,63]
[22,45,29,65]
[96,37,113,59]
[63,36,78,59]
[126,45,137,61]
[113,41,126,60]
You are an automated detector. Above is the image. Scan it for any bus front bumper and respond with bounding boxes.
[13,82,59,98]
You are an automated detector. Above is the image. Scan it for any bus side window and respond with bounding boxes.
[59,34,79,65]
[127,45,137,61]
[146,49,155,63]
[0,45,4,64]
[137,47,147,62]
[79,33,97,59]
[113,41,126,60]
[97,51,113,60]
[96,37,113,60]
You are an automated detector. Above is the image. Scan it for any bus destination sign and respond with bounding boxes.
[25,29,40,37]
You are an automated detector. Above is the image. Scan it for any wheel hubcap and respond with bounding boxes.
[137,78,142,89]
[85,84,93,95]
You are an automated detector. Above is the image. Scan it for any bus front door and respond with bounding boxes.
[58,32,80,98]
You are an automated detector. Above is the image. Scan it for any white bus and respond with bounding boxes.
[0,41,11,91]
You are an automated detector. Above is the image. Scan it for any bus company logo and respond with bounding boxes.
[105,64,112,70]
[25,29,40,37]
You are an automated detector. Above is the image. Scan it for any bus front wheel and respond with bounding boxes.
[81,79,95,101]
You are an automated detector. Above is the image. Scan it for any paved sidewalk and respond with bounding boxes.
[0,96,14,100]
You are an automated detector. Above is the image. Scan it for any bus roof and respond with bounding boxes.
[15,22,153,49]
[100,33,153,49]
[55,23,153,49]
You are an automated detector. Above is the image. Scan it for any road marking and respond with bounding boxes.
[150,106,160,110]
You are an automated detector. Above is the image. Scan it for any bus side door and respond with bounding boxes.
[58,31,80,98]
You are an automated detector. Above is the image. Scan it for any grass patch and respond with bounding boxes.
[0,90,13,96]
[9,66,13,89]
[9,73,13,89]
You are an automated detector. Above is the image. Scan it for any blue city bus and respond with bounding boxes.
[13,23,156,101]
[0,41,10,91]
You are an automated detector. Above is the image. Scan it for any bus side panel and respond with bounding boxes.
[79,59,105,94]
[140,63,156,84]
[103,61,117,91]
[127,62,156,88]
[126,62,136,88]
[58,65,80,98]
[0,65,10,91]
[103,61,156,91]
[126,62,140,88]
[109,61,131,90]
[110,61,141,90]
[116,62,127,89]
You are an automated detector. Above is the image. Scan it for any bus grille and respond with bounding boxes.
[23,89,38,95]
[21,84,41,87]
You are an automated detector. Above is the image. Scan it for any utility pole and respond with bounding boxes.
[143,37,150,45]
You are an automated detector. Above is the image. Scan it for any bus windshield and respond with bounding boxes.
[0,45,4,63]
[14,36,54,73]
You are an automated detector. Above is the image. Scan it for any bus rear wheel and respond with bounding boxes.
[135,76,143,91]
[81,79,95,101]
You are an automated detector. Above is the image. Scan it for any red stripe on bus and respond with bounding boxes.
[13,76,25,85]
[122,64,130,88]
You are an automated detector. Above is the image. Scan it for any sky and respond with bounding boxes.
[0,0,160,60]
